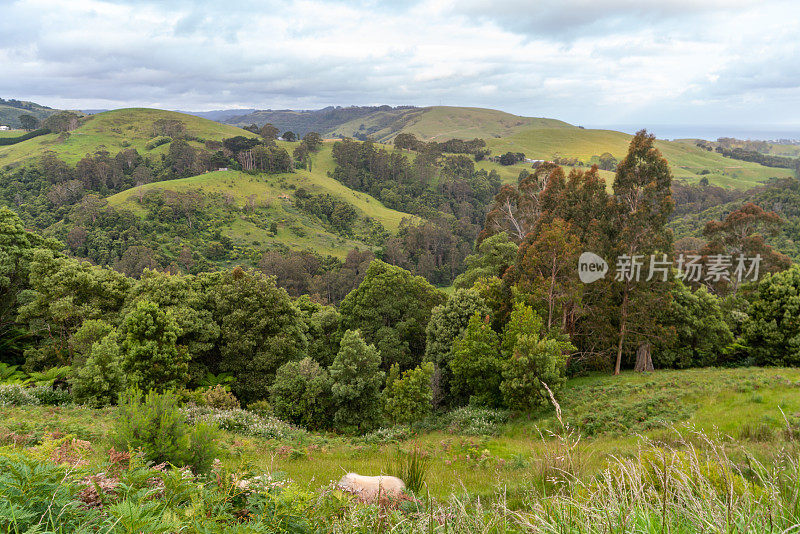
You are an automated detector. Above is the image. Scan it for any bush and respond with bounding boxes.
[383,362,434,425]
[330,330,385,433]
[443,406,509,436]
[357,426,412,445]
[247,399,274,417]
[744,266,800,366]
[202,384,240,410]
[71,334,126,407]
[111,388,220,473]
[501,335,570,411]
[0,384,39,406]
[183,406,303,441]
[145,135,172,149]
[121,301,188,391]
[29,385,72,406]
[450,314,504,407]
[270,357,333,430]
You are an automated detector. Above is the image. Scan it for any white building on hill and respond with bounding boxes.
[0,125,9,131]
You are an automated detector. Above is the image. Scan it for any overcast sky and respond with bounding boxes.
[1,0,799,129]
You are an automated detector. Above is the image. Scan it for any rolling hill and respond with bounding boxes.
[0,98,57,129]
[106,142,415,258]
[216,104,795,190]
[0,108,259,167]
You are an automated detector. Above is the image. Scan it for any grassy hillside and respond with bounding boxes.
[0,108,257,167]
[486,127,795,189]
[0,98,57,129]
[107,142,415,258]
[0,129,26,138]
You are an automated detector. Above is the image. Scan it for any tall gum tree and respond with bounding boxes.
[610,131,674,375]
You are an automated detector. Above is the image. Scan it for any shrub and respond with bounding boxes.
[71,334,126,407]
[450,313,504,407]
[247,399,274,417]
[744,266,800,366]
[501,334,572,411]
[357,426,412,445]
[111,388,220,473]
[182,406,303,441]
[330,330,385,433]
[444,406,509,436]
[121,301,188,391]
[269,357,333,430]
[145,135,172,149]
[203,384,240,410]
[29,385,72,406]
[383,362,434,425]
[0,384,39,406]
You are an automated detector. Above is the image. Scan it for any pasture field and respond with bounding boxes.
[0,129,26,138]
[0,108,258,167]
[4,367,799,502]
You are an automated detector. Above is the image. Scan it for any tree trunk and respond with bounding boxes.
[614,289,629,375]
[634,342,654,373]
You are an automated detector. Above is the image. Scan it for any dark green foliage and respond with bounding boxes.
[424,288,490,406]
[450,313,504,407]
[655,282,734,368]
[744,265,800,366]
[453,231,517,289]
[111,387,220,473]
[209,268,308,404]
[72,334,126,407]
[338,260,445,370]
[19,248,132,371]
[0,127,50,146]
[270,357,333,430]
[121,300,188,391]
[383,362,434,424]
[329,329,385,433]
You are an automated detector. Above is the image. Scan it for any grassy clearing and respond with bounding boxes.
[0,129,26,138]
[3,367,799,503]
[0,108,257,167]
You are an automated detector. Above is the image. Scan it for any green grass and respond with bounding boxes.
[328,106,573,143]
[0,108,258,167]
[107,144,415,258]
[0,129,26,138]
[485,127,794,190]
[5,367,799,501]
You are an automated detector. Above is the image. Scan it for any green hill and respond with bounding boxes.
[106,142,415,259]
[484,126,795,189]
[0,98,57,129]
[0,108,258,167]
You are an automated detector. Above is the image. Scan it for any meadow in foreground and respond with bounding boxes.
[3,367,800,533]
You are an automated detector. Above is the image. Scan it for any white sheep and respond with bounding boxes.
[336,472,406,502]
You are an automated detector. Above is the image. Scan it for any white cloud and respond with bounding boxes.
[0,0,798,127]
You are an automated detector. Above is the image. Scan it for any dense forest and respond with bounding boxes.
[3,131,800,434]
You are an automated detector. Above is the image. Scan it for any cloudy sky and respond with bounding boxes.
[1,0,799,131]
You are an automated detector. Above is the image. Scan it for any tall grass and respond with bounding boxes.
[386,442,431,494]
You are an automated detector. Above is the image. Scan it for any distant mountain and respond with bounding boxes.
[179,108,260,122]
[0,98,57,128]
[219,105,419,138]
